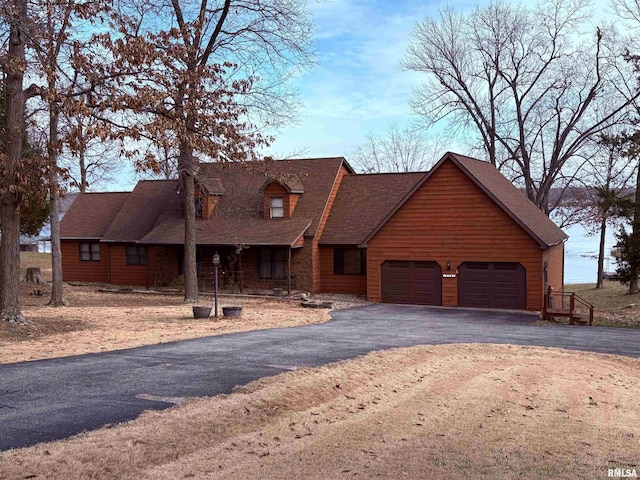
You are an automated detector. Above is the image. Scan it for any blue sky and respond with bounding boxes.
[117,0,456,190]
[266,0,462,159]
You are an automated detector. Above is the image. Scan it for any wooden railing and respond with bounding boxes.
[543,288,594,326]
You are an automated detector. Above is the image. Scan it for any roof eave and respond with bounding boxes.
[449,155,567,249]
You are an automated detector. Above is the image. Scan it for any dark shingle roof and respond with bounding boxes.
[135,157,348,246]
[320,172,425,245]
[102,181,179,242]
[261,173,305,193]
[60,192,130,239]
[196,176,225,196]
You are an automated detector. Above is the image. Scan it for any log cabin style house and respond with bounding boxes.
[60,152,567,312]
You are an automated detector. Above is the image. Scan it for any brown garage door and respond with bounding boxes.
[458,262,526,309]
[381,261,442,305]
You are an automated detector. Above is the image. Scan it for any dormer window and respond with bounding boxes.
[270,197,284,218]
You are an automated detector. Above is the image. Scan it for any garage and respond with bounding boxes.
[381,260,442,305]
[458,262,526,310]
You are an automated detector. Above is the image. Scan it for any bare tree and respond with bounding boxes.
[350,123,441,174]
[403,0,640,215]
[26,0,108,306]
[87,0,314,302]
[61,109,123,192]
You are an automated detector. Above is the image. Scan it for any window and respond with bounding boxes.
[270,197,284,218]
[195,197,204,219]
[126,246,148,265]
[79,242,100,261]
[258,248,286,279]
[334,248,366,275]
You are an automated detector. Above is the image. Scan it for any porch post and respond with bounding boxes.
[239,251,243,293]
[288,246,292,296]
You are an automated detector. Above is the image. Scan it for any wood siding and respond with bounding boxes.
[289,193,300,217]
[366,160,546,311]
[203,196,218,219]
[312,165,350,293]
[107,244,156,287]
[543,242,564,296]
[61,240,109,283]
[318,246,366,295]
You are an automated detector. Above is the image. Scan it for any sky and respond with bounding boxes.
[101,0,616,282]
[265,0,466,160]
[116,0,462,190]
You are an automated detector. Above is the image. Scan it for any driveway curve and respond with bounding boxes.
[1,304,639,451]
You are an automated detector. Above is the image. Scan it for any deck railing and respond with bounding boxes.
[543,288,594,326]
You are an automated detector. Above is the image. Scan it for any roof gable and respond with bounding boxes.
[60,192,130,239]
[261,174,305,194]
[362,152,567,248]
[320,172,425,245]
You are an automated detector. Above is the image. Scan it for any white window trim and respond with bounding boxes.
[270,197,284,218]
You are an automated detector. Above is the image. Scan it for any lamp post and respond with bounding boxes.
[212,252,220,318]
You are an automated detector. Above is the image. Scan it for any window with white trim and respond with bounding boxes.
[270,197,284,218]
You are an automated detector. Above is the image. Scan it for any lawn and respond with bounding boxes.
[568,281,640,328]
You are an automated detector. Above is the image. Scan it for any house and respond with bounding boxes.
[60,152,567,312]
[20,193,79,253]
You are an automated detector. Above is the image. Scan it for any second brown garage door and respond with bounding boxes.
[458,262,526,310]
[381,260,442,305]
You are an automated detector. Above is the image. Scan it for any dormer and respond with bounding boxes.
[195,176,225,220]
[262,174,304,219]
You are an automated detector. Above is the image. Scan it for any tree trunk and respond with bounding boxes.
[629,164,640,294]
[1,203,25,323]
[596,217,606,289]
[182,171,198,302]
[1,0,28,324]
[79,122,88,192]
[24,267,47,285]
[48,106,68,306]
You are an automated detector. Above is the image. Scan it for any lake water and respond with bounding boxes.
[564,223,618,285]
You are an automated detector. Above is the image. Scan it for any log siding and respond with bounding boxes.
[312,165,350,293]
[61,240,110,283]
[318,245,367,295]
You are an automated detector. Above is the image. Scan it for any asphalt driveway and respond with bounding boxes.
[1,304,639,452]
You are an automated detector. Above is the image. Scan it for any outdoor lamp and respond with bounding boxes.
[212,252,220,318]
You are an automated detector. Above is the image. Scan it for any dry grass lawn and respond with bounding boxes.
[1,286,329,364]
[2,254,639,478]
[568,281,640,328]
[1,344,638,479]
